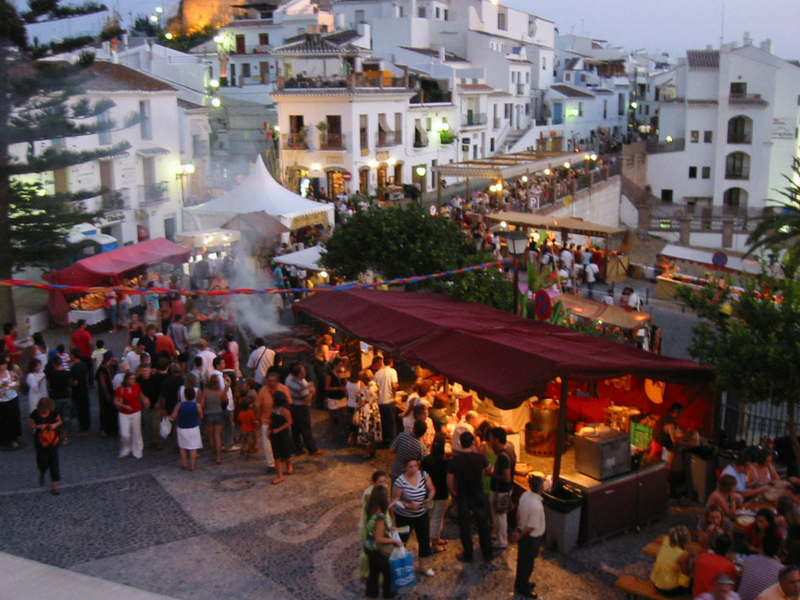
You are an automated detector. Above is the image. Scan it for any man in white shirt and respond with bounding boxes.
[756,566,800,600]
[195,338,217,379]
[125,341,145,374]
[373,356,399,444]
[512,475,546,599]
[696,574,741,600]
[451,411,480,452]
[721,456,770,500]
[246,337,275,386]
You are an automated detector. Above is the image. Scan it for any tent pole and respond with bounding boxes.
[466,177,470,202]
[552,377,569,490]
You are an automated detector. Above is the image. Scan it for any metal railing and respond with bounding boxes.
[319,132,346,150]
[645,138,686,154]
[282,133,308,149]
[721,398,793,447]
[376,131,399,147]
[462,112,487,127]
[138,182,169,206]
[102,187,130,211]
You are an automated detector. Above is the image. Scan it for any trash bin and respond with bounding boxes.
[687,446,718,504]
[543,485,583,553]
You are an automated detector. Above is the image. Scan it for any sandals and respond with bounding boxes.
[272,478,284,485]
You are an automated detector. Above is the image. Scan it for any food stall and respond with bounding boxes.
[487,211,628,282]
[294,289,715,545]
[44,237,191,326]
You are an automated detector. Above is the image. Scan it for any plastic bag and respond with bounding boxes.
[159,416,173,438]
[389,546,416,592]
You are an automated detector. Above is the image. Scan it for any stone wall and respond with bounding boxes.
[544,176,623,230]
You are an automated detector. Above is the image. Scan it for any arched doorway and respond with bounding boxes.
[326,169,347,199]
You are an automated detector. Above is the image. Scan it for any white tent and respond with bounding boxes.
[185,156,334,233]
[273,245,326,272]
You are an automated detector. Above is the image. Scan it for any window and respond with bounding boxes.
[498,12,507,30]
[542,57,546,70]
[139,100,152,140]
[727,115,753,144]
[395,112,402,144]
[418,6,426,17]
[565,73,571,82]
[688,166,697,179]
[704,130,712,143]
[526,72,530,83]
[661,189,673,202]
[603,99,608,119]
[490,137,495,152]
[645,105,650,116]
[702,167,711,179]
[259,33,269,45]
[578,102,583,117]
[618,93,625,116]
[730,82,747,95]
[725,152,750,179]
[98,111,111,145]
[443,9,448,20]
[690,130,699,143]
[511,72,516,84]
[435,7,440,18]
[241,63,251,78]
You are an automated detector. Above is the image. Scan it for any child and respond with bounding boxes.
[92,339,110,376]
[602,289,615,305]
[269,391,294,484]
[237,399,257,458]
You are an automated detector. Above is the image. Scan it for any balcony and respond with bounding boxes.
[376,131,399,148]
[102,187,131,211]
[410,90,453,104]
[138,182,169,206]
[282,133,308,149]
[728,93,768,107]
[278,72,408,91]
[725,169,750,180]
[462,112,487,127]
[516,83,526,95]
[319,132,346,150]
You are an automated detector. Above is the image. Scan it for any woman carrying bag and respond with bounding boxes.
[364,485,403,600]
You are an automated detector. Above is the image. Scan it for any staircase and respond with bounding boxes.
[502,126,529,153]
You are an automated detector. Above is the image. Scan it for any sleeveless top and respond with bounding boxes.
[204,390,224,415]
[394,472,429,518]
[177,401,200,429]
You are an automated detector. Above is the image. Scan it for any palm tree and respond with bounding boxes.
[745,158,800,256]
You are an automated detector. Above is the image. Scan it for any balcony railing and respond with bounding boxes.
[102,187,131,211]
[139,182,169,206]
[282,133,308,149]
[462,112,487,127]
[319,132,346,150]
[410,90,453,104]
[645,138,686,154]
[725,169,750,180]
[376,131,399,147]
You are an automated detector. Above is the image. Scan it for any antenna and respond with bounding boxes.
[719,0,725,47]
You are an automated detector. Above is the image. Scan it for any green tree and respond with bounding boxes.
[745,158,800,257]
[0,0,130,323]
[676,249,800,466]
[321,203,513,311]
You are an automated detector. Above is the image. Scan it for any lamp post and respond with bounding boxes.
[502,228,530,315]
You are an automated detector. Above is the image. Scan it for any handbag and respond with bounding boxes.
[492,491,514,514]
[389,546,416,592]
[159,416,173,438]
[352,408,362,427]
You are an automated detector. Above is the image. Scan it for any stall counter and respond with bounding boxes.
[68,308,107,326]
[559,461,668,544]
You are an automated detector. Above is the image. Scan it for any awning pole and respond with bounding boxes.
[466,177,470,202]
[552,377,569,490]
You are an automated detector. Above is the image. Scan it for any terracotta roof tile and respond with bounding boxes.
[550,84,594,98]
[85,61,176,93]
[687,51,719,70]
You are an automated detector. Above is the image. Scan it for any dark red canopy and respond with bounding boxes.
[294,289,713,409]
[45,238,191,287]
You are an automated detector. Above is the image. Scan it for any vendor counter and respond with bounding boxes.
[560,461,668,543]
[512,462,668,546]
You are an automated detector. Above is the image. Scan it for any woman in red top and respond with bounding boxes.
[744,508,779,554]
[114,372,148,459]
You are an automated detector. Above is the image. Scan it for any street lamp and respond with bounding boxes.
[501,229,529,314]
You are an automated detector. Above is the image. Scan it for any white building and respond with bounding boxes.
[14,62,188,245]
[643,39,800,250]
[269,32,457,196]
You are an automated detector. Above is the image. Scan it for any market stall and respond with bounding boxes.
[273,245,326,272]
[185,156,335,239]
[488,212,627,281]
[294,289,715,544]
[44,237,191,326]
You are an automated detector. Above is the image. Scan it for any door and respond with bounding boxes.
[553,103,563,125]
[260,62,270,83]
[100,160,114,208]
[236,34,245,55]
[163,217,176,242]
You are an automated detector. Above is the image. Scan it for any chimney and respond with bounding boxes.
[336,12,345,29]
[743,32,752,46]
[760,39,773,54]
[439,46,445,62]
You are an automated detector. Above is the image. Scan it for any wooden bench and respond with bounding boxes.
[642,536,702,559]
[615,575,691,600]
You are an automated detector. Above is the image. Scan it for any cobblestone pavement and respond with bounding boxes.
[0,301,703,600]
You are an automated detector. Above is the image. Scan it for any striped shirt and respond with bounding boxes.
[738,555,783,600]
[394,472,429,518]
[390,432,427,479]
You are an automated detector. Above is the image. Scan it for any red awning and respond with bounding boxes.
[45,238,191,287]
[294,289,713,409]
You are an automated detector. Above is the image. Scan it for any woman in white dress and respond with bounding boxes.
[26,358,48,414]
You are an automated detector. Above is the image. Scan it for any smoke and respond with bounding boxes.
[226,244,286,339]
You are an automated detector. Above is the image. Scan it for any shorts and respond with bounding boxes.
[203,413,225,427]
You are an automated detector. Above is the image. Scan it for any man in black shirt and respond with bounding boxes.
[447,431,493,563]
[488,427,516,550]
[69,349,91,436]
[47,358,72,443]
[140,324,158,360]
[137,361,166,449]
[159,363,184,450]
